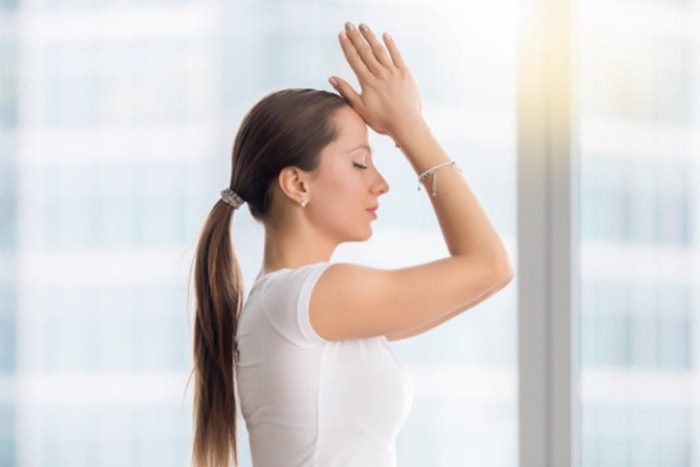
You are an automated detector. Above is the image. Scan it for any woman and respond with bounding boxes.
[189,21,513,467]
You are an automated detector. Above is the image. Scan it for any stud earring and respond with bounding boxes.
[300,199,309,208]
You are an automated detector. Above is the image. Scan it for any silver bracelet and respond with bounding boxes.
[417,160,461,197]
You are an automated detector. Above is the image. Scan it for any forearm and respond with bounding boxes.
[392,118,512,271]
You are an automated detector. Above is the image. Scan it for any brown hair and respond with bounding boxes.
[188,88,348,467]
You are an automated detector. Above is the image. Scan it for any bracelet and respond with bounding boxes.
[417,160,461,197]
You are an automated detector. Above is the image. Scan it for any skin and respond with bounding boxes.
[259,105,390,277]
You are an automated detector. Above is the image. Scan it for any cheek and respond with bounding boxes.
[321,166,366,205]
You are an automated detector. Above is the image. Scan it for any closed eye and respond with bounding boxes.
[352,161,368,170]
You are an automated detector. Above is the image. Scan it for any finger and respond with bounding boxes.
[338,31,376,86]
[329,76,364,112]
[345,23,385,78]
[357,23,394,70]
[382,32,407,71]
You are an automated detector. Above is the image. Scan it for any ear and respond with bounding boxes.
[277,166,311,205]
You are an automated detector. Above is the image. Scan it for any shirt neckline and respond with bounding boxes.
[253,261,331,285]
[254,267,291,283]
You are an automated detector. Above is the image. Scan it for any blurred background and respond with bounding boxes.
[0,0,698,466]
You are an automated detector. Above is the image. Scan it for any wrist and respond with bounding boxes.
[389,116,430,147]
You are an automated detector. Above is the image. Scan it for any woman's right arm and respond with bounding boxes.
[392,115,512,270]
[311,23,513,342]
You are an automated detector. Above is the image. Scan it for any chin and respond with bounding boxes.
[347,226,373,242]
[360,224,373,241]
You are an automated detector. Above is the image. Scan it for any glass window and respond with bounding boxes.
[577,0,699,464]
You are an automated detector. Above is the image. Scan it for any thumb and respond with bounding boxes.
[329,76,362,109]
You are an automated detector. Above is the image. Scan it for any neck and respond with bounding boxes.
[261,223,336,273]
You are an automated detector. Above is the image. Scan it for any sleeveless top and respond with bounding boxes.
[235,261,415,467]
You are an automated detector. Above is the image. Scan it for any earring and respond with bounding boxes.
[300,198,309,208]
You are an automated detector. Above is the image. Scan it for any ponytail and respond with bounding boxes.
[190,199,243,467]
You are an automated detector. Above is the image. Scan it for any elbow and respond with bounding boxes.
[491,258,514,286]
[500,267,514,285]
[481,247,514,283]
[468,253,515,288]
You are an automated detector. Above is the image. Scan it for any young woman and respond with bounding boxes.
[190,21,513,467]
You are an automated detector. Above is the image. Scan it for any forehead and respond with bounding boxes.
[334,106,368,143]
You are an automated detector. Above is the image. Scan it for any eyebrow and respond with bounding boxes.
[345,144,373,154]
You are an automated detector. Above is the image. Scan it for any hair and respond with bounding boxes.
[188,88,348,467]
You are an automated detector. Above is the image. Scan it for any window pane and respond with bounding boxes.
[577,0,699,466]
[3,3,216,467]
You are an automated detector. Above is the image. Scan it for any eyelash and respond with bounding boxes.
[352,161,368,170]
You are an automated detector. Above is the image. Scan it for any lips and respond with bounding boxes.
[366,205,378,220]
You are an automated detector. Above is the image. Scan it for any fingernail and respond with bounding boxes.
[328,77,338,88]
[359,23,368,32]
[345,21,354,31]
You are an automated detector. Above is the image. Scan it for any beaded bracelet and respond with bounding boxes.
[417,160,462,197]
[392,127,461,197]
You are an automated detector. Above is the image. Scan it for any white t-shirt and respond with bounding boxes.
[235,261,415,467]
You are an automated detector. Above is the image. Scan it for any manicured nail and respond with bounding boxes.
[384,32,392,40]
[359,23,368,32]
[345,21,354,31]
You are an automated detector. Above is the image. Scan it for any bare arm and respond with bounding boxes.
[385,273,513,342]
[310,23,513,342]
[390,116,512,269]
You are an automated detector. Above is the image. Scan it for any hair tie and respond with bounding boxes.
[220,188,245,209]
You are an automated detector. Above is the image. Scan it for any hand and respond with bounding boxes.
[329,22,424,141]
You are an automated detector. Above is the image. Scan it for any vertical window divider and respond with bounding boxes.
[517,0,580,464]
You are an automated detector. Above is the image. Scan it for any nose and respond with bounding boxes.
[372,169,390,195]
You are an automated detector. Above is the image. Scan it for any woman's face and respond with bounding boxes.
[309,105,390,242]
